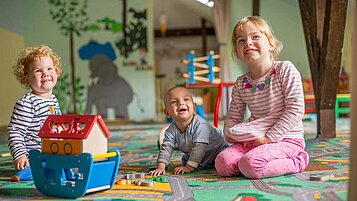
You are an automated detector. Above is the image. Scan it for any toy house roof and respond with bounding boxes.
[39,114,111,139]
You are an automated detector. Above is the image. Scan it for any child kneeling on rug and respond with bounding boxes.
[214,16,309,179]
[149,87,228,176]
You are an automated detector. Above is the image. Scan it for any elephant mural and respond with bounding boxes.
[79,42,133,119]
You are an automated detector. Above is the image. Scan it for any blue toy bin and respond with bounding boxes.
[29,149,120,198]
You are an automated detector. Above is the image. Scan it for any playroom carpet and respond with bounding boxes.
[0,118,350,201]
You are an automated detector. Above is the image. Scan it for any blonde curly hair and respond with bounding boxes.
[13,45,62,88]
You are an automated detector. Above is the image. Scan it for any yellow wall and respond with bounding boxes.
[0,28,26,126]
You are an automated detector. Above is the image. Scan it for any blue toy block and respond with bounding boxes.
[12,166,33,182]
[29,149,120,198]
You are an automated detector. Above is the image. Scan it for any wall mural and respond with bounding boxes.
[116,8,151,70]
[48,0,90,114]
[48,0,149,119]
[79,42,133,119]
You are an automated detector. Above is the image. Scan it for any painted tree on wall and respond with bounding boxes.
[48,0,89,113]
[53,73,85,114]
[115,6,147,58]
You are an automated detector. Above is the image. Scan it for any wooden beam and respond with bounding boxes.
[299,0,319,102]
[320,1,347,105]
[123,0,128,58]
[299,0,348,138]
[252,0,260,16]
[319,0,347,138]
[154,27,215,38]
[202,18,207,55]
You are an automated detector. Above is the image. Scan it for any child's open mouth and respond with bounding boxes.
[245,49,257,54]
[42,79,52,83]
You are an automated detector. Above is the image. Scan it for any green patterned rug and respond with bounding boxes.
[0,119,350,200]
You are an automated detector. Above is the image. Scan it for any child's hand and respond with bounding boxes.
[243,136,272,147]
[225,135,237,143]
[256,136,272,144]
[149,168,166,176]
[173,165,193,174]
[14,155,29,171]
[149,163,166,176]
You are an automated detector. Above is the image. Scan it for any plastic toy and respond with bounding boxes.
[29,114,120,198]
[11,166,33,182]
[193,96,207,120]
[148,176,168,183]
[122,172,146,180]
[134,179,155,186]
[309,173,335,181]
[182,50,221,84]
[39,114,111,157]
[232,195,258,201]
[116,173,156,187]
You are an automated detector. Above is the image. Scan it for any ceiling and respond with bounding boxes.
[153,0,214,30]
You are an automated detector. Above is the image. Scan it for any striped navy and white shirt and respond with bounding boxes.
[8,93,61,161]
[224,60,305,143]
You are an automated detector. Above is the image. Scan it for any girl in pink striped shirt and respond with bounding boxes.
[215,16,309,179]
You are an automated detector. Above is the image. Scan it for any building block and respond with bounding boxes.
[11,166,33,182]
[124,173,146,180]
[309,173,335,181]
[134,179,155,186]
[148,176,169,183]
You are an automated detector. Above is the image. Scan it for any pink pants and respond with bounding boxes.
[215,138,309,179]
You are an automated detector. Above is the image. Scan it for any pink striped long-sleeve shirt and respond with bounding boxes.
[224,60,305,142]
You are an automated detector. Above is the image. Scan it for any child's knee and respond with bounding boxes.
[215,162,239,177]
[214,154,240,177]
[238,156,266,179]
[214,154,226,172]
